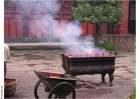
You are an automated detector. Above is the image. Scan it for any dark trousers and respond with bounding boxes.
[4,62,7,78]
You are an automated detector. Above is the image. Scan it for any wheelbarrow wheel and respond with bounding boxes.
[34,80,49,99]
[48,82,76,99]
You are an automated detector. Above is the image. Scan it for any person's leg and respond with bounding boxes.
[4,62,7,79]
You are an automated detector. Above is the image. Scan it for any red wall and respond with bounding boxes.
[4,13,23,37]
[4,0,98,37]
[4,0,120,38]
[114,1,129,34]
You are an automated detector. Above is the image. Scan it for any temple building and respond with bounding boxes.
[4,0,135,43]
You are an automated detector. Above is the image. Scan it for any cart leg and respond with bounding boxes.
[48,82,76,99]
[34,80,49,99]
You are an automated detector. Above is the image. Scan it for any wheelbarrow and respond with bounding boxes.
[34,71,78,99]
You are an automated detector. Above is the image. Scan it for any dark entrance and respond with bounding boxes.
[128,0,136,34]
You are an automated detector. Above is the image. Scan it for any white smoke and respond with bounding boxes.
[29,0,95,52]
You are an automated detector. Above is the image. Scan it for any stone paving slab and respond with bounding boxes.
[5,50,135,99]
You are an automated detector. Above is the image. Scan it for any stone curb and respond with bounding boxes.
[6,42,135,51]
[7,42,93,50]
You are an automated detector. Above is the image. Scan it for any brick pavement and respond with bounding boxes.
[5,50,135,99]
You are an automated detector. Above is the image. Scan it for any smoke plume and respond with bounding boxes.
[29,0,95,52]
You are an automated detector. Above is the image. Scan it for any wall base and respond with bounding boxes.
[102,34,135,51]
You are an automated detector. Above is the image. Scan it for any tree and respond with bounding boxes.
[72,0,125,43]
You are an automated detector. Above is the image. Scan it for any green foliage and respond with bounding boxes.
[72,0,125,43]
[94,42,115,51]
[72,0,125,25]
[126,87,136,99]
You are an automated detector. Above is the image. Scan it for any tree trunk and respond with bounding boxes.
[94,24,101,43]
[107,24,114,34]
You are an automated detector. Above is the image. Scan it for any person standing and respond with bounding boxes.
[4,43,10,78]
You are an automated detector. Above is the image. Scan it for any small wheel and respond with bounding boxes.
[34,80,49,99]
[48,82,76,99]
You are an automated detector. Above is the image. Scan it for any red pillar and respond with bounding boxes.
[114,0,129,34]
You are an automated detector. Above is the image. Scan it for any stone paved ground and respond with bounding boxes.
[5,50,135,99]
